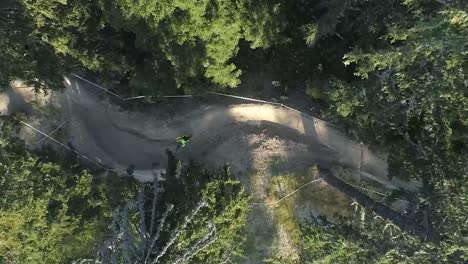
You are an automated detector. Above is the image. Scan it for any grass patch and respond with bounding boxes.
[243,166,355,262]
[241,206,276,263]
[268,174,302,260]
[270,175,302,244]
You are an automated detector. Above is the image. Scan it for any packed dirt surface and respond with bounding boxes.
[71,77,390,184]
[1,76,420,188]
[1,77,419,263]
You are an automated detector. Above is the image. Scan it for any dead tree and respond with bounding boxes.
[319,168,431,240]
[76,177,219,264]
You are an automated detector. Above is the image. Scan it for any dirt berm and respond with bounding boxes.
[1,76,419,191]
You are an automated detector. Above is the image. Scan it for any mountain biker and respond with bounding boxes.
[176,135,191,151]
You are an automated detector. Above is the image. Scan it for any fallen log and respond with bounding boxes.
[319,168,431,240]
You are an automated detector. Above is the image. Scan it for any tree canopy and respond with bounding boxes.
[0,121,138,263]
[0,0,65,90]
[13,0,285,93]
[0,120,249,263]
[0,0,467,263]
[325,0,467,237]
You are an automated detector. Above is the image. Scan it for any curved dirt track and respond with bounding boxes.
[1,77,422,263]
[1,76,411,189]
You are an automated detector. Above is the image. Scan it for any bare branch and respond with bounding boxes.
[71,259,93,264]
[138,188,148,239]
[153,201,208,263]
[149,178,160,235]
[145,204,174,264]
[219,247,234,264]
[173,222,217,264]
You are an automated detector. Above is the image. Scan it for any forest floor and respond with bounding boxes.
[0,77,419,263]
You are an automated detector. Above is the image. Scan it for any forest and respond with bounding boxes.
[0,0,467,263]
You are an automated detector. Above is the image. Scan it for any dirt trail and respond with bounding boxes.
[1,76,416,190]
[64,77,390,183]
[1,77,421,263]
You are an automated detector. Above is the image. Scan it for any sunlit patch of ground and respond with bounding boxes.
[242,163,355,263]
[2,79,410,263]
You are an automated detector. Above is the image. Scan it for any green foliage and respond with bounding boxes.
[154,163,250,263]
[303,0,352,46]
[19,0,131,72]
[89,161,250,263]
[99,0,284,88]
[305,78,326,100]
[0,123,137,263]
[238,1,286,49]
[329,0,468,164]
[170,178,250,263]
[326,0,468,194]
[2,0,466,262]
[14,0,285,92]
[268,210,467,264]
[0,0,65,90]
[300,222,372,263]
[323,1,467,263]
[265,218,372,264]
